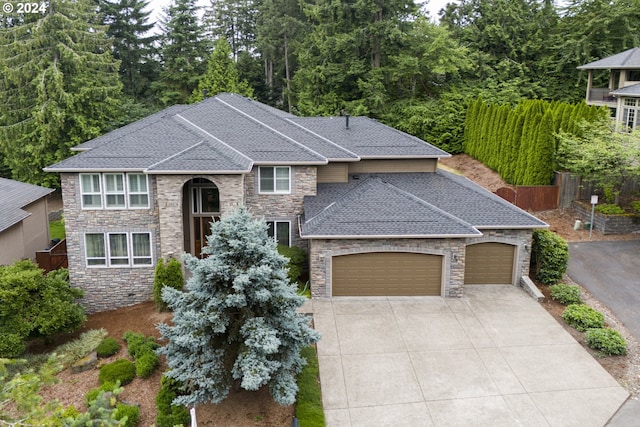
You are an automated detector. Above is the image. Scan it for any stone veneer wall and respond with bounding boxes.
[244,166,317,249]
[308,229,533,298]
[572,201,640,235]
[62,173,160,313]
[155,174,245,259]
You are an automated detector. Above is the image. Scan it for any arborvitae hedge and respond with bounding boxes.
[463,98,607,185]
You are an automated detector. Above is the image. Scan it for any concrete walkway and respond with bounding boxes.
[312,285,628,427]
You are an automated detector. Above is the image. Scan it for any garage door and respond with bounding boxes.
[464,243,515,285]
[332,252,442,296]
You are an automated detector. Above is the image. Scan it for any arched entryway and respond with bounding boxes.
[182,178,220,257]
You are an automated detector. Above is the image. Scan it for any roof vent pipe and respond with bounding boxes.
[345,114,350,129]
[203,89,207,99]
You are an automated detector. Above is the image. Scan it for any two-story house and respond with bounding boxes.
[45,93,546,313]
[578,47,640,131]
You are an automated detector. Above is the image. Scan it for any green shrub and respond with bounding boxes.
[549,283,582,305]
[156,375,190,427]
[631,201,640,213]
[562,304,605,332]
[135,352,159,378]
[530,229,569,285]
[115,403,140,427]
[277,245,307,284]
[595,203,625,214]
[123,331,159,359]
[85,382,120,406]
[96,337,120,358]
[154,258,184,312]
[585,328,627,355]
[99,359,136,386]
[0,333,26,358]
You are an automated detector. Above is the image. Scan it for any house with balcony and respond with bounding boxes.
[45,93,546,313]
[578,47,640,131]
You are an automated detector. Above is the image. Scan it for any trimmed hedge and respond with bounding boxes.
[585,328,627,355]
[531,229,569,285]
[562,304,605,332]
[549,283,582,305]
[123,331,160,378]
[153,258,184,312]
[99,359,136,386]
[156,375,190,427]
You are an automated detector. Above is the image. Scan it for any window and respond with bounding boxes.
[85,232,152,267]
[259,166,290,194]
[267,221,290,246]
[105,174,125,208]
[85,233,106,265]
[128,174,149,208]
[80,174,102,208]
[622,98,640,132]
[80,173,149,209]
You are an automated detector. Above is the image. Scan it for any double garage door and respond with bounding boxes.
[331,243,515,297]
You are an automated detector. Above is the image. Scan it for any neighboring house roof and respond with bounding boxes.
[45,93,447,174]
[301,172,547,238]
[578,47,640,70]
[610,83,640,97]
[0,178,53,232]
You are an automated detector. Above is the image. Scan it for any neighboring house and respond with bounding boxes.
[0,178,54,266]
[578,47,640,131]
[45,93,547,313]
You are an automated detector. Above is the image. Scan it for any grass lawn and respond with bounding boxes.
[49,219,65,241]
[296,346,325,426]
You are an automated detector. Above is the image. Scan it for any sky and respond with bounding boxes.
[146,0,456,32]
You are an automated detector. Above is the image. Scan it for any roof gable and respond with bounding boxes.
[0,178,53,232]
[578,47,640,70]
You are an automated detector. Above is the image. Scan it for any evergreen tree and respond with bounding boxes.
[100,0,159,102]
[154,0,209,105]
[203,0,257,60]
[190,38,253,102]
[157,208,320,406]
[0,0,122,186]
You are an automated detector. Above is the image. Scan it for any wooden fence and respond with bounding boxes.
[36,239,68,272]
[495,172,580,211]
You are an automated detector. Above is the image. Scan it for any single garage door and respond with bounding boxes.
[332,252,442,296]
[464,242,515,285]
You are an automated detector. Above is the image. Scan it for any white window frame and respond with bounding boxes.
[79,173,150,210]
[80,174,103,209]
[267,220,291,246]
[258,166,291,194]
[622,98,640,132]
[84,232,153,268]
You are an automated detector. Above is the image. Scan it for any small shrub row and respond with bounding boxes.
[561,304,627,356]
[549,283,582,305]
[123,331,160,378]
[595,204,626,215]
[156,375,191,427]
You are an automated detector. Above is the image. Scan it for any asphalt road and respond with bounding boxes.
[568,240,640,341]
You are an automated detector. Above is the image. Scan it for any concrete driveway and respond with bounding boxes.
[568,240,640,341]
[312,285,628,427]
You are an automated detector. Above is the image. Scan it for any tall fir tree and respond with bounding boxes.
[157,208,320,406]
[203,0,257,60]
[0,0,122,186]
[190,37,253,102]
[154,0,209,105]
[100,0,159,103]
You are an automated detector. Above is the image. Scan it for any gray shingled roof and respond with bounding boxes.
[46,94,450,173]
[301,172,547,238]
[578,47,640,70]
[610,83,640,97]
[290,116,451,158]
[0,178,53,232]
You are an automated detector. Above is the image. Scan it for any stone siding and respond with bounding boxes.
[308,229,533,298]
[245,166,317,249]
[155,174,244,259]
[62,173,161,313]
[572,201,640,235]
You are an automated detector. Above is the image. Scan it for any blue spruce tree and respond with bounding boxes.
[157,207,319,406]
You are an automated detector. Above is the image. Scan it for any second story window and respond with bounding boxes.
[259,166,291,194]
[80,173,149,210]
